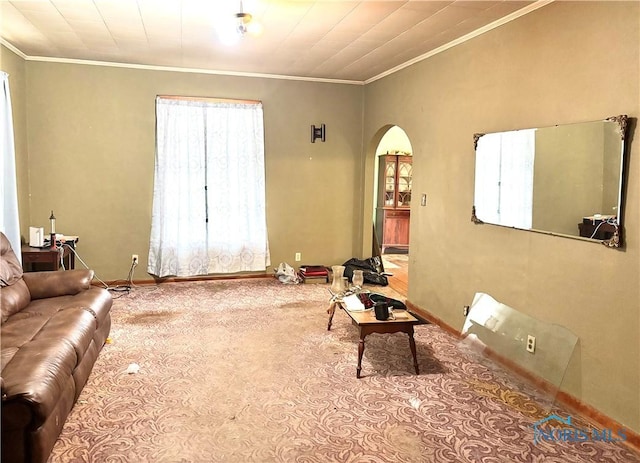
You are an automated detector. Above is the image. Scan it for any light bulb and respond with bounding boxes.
[235,12,252,36]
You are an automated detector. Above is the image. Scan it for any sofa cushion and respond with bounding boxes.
[17,289,113,330]
[1,315,51,351]
[34,309,97,364]
[2,305,98,367]
[1,347,19,371]
[1,279,31,324]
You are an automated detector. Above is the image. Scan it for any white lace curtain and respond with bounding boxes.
[474,129,536,229]
[148,97,270,277]
[1,72,21,259]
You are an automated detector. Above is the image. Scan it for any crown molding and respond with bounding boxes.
[0,39,27,59]
[3,49,364,86]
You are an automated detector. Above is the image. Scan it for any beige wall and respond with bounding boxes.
[0,46,30,238]
[363,1,639,431]
[20,61,363,281]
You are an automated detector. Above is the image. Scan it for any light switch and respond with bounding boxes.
[421,194,427,206]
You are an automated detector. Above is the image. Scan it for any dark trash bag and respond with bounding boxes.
[342,257,388,286]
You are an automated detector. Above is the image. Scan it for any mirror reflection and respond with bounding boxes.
[473,116,627,247]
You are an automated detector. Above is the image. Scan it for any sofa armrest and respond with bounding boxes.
[22,269,95,300]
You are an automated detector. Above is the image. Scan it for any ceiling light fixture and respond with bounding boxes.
[217,0,262,45]
[235,1,253,37]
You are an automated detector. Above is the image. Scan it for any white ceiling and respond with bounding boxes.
[1,0,543,83]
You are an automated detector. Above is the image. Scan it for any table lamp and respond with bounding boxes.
[49,210,57,249]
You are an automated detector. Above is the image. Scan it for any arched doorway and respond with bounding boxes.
[366,125,413,296]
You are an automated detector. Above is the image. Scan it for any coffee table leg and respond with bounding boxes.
[327,302,336,331]
[357,334,365,379]
[408,327,419,375]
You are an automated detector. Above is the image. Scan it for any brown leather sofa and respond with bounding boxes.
[0,233,112,463]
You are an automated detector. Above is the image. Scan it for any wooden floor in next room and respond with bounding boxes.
[381,253,408,297]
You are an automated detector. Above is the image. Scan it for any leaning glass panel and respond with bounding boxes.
[458,292,578,414]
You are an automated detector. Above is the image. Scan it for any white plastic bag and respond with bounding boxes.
[274,262,301,284]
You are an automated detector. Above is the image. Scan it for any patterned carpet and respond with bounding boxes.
[49,278,639,462]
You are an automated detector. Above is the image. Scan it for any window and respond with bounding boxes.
[148,96,270,277]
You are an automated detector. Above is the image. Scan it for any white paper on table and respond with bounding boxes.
[343,294,365,312]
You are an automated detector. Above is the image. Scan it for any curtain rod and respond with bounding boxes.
[157,95,261,105]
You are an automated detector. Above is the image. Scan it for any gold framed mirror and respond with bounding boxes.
[473,115,628,247]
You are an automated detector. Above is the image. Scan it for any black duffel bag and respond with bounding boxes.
[342,257,388,286]
[369,293,406,310]
[357,292,407,311]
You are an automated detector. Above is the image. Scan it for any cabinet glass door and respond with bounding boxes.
[397,159,412,207]
[384,160,396,206]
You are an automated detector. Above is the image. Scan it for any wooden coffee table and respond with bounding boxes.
[327,301,420,378]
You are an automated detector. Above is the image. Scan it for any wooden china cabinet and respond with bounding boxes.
[375,154,412,254]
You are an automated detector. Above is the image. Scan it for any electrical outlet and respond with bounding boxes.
[132,254,139,264]
[295,252,301,262]
[526,335,536,353]
[463,305,470,316]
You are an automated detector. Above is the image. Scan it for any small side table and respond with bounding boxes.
[21,245,74,272]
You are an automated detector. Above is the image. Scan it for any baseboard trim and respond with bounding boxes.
[151,273,271,284]
[406,300,459,337]
[556,391,640,452]
[96,273,271,287]
[405,300,640,454]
